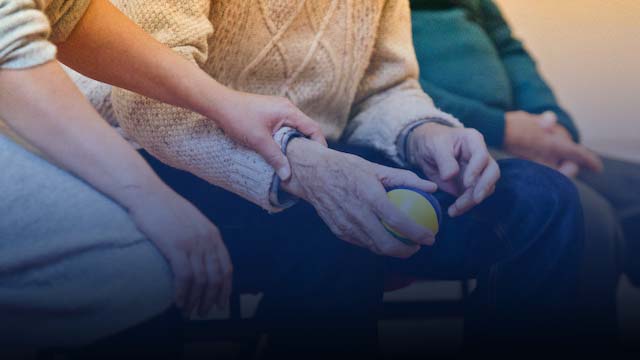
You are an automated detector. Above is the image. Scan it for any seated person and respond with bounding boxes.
[73,0,589,356]
[0,0,320,353]
[411,0,639,331]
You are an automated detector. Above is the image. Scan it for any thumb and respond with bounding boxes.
[558,161,580,178]
[538,111,558,130]
[255,139,292,180]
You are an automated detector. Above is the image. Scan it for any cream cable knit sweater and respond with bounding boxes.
[78,0,461,212]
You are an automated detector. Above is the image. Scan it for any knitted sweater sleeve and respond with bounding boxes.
[479,0,580,142]
[0,0,55,69]
[343,0,461,166]
[110,0,285,212]
[0,0,90,70]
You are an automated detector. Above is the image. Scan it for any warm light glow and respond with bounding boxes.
[495,0,640,160]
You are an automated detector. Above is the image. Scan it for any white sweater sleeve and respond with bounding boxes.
[343,0,461,166]
[0,0,55,69]
[109,0,286,212]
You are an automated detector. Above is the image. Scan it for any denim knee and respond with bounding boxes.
[491,159,584,262]
[497,159,582,217]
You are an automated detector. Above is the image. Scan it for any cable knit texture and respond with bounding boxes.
[74,0,460,212]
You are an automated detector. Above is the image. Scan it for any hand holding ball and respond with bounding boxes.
[384,187,442,246]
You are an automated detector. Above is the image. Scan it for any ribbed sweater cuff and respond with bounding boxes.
[268,127,303,210]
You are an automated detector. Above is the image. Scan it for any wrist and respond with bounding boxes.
[117,176,176,213]
[406,122,442,165]
[280,138,327,198]
[503,113,522,150]
[194,79,238,121]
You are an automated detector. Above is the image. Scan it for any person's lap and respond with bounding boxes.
[578,155,640,285]
[0,134,173,347]
[142,142,584,350]
[139,149,384,356]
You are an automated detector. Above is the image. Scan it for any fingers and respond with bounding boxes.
[199,252,221,317]
[472,159,500,203]
[461,131,491,188]
[431,146,460,181]
[187,252,207,317]
[376,166,438,193]
[448,187,475,217]
[558,161,580,178]
[215,243,233,309]
[363,213,420,259]
[556,142,604,173]
[538,111,558,130]
[170,253,192,311]
[253,138,292,181]
[371,196,435,246]
[283,107,327,147]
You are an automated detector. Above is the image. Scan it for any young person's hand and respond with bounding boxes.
[504,111,602,177]
[407,123,500,217]
[0,61,232,318]
[125,185,233,318]
[212,91,326,180]
[57,0,326,183]
[281,139,437,258]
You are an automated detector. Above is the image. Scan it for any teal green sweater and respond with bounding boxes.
[411,0,580,147]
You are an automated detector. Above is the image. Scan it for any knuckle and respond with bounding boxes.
[378,241,399,256]
[278,98,296,113]
[463,128,481,139]
[382,211,403,229]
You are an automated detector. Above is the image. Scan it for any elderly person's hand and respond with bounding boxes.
[407,123,500,217]
[281,139,437,258]
[504,111,603,177]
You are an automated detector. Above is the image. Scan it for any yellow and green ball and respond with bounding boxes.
[384,187,442,245]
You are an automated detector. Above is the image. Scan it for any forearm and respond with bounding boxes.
[111,86,283,212]
[0,61,170,210]
[55,0,230,121]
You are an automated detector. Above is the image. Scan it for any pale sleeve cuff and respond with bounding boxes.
[268,127,305,210]
[396,118,456,165]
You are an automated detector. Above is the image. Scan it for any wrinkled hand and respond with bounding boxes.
[505,111,602,177]
[126,186,233,317]
[407,123,500,217]
[214,91,326,180]
[281,139,437,258]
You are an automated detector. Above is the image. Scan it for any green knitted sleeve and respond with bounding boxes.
[478,0,581,142]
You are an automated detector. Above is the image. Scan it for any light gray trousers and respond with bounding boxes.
[0,134,173,347]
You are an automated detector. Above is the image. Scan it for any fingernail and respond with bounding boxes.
[422,237,435,246]
[448,206,457,217]
[277,166,291,180]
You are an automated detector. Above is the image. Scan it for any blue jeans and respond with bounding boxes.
[141,142,585,356]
